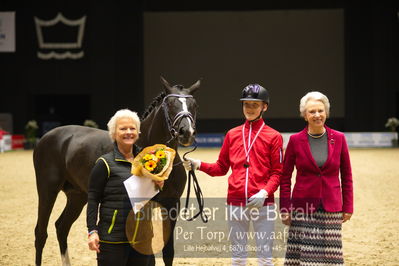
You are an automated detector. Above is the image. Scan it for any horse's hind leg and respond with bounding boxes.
[34,173,63,266]
[55,185,87,266]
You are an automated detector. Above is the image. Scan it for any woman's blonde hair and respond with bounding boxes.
[299,91,330,118]
[107,109,140,141]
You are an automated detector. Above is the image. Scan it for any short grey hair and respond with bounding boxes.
[299,91,330,118]
[107,109,140,141]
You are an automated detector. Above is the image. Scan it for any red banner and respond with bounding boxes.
[12,135,25,150]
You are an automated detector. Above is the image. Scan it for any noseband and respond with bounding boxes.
[162,94,196,143]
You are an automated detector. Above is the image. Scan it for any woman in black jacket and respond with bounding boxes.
[87,109,163,266]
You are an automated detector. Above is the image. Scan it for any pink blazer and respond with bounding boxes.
[280,126,353,214]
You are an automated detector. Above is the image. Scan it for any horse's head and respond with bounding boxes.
[160,76,200,147]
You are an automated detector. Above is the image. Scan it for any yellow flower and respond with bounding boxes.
[143,154,153,161]
[155,150,166,159]
[144,160,157,171]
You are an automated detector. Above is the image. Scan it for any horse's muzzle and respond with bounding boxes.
[178,127,196,147]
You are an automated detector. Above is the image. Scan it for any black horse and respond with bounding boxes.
[33,76,200,266]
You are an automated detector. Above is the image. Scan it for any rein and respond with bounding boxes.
[161,93,208,223]
[182,143,208,223]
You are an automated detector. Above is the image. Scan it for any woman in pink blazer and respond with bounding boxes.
[280,91,353,266]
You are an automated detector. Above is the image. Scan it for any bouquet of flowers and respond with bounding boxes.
[131,144,176,181]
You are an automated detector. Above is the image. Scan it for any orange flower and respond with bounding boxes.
[144,160,157,172]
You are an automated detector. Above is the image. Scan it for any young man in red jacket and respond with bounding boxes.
[184,84,283,266]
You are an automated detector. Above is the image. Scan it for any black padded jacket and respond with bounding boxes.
[87,143,140,243]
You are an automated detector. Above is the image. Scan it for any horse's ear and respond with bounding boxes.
[188,78,201,94]
[160,76,172,94]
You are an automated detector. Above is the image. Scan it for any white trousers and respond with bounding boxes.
[227,205,275,266]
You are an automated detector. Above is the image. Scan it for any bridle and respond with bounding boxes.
[161,93,208,223]
[162,93,196,145]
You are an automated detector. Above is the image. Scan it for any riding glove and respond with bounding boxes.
[183,157,201,171]
[246,189,268,208]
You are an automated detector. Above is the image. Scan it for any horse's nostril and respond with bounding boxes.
[179,128,185,135]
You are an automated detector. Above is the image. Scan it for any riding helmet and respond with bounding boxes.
[240,84,269,104]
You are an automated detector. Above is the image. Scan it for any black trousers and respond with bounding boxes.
[97,242,153,266]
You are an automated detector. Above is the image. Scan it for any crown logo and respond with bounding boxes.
[34,12,86,60]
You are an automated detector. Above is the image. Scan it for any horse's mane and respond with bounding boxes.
[141,91,167,120]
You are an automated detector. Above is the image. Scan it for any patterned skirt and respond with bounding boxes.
[284,208,344,266]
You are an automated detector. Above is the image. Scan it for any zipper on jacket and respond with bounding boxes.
[108,210,118,234]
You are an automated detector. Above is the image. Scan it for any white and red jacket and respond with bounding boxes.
[200,119,283,206]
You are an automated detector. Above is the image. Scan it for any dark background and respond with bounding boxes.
[0,0,398,136]
[144,9,345,119]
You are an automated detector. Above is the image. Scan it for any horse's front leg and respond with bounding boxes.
[159,199,180,266]
[162,212,177,266]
